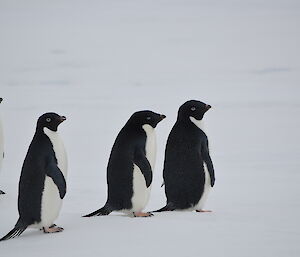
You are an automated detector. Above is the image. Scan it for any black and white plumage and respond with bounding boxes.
[154,100,215,212]
[0,97,4,195]
[84,110,165,218]
[0,113,67,241]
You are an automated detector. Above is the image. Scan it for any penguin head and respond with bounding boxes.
[129,111,166,128]
[0,98,3,104]
[37,112,66,132]
[178,100,211,121]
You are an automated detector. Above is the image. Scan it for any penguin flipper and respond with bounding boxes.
[153,203,176,212]
[201,140,215,187]
[83,205,112,217]
[0,220,28,241]
[46,158,67,199]
[134,148,152,188]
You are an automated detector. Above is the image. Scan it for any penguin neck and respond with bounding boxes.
[34,127,57,139]
[176,115,205,131]
[36,125,57,134]
[43,127,58,136]
[142,124,154,134]
[189,116,205,132]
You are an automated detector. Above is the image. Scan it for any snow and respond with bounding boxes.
[0,0,300,256]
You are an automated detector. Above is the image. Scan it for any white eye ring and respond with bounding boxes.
[146,116,151,120]
[191,107,196,111]
[46,118,51,122]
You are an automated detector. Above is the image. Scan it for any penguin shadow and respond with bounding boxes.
[82,212,154,219]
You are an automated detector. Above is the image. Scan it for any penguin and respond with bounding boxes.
[154,100,215,213]
[0,97,4,195]
[0,112,67,241]
[84,110,166,218]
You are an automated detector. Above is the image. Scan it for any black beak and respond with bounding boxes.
[206,105,211,111]
[160,114,166,120]
[60,116,67,122]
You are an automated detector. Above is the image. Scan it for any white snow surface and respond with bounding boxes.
[0,0,300,256]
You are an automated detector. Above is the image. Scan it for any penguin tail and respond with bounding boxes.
[82,204,112,217]
[153,203,176,212]
[0,220,28,241]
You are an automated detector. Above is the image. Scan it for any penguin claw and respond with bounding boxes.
[133,212,154,217]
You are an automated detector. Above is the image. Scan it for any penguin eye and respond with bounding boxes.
[46,118,51,122]
[146,116,151,120]
[191,107,196,111]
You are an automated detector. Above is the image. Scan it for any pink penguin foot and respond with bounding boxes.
[133,212,154,217]
[43,224,64,233]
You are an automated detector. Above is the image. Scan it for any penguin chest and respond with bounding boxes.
[43,128,67,176]
[142,124,156,169]
[194,163,211,210]
[41,128,67,227]
[130,125,156,212]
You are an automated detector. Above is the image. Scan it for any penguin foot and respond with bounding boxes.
[133,212,154,217]
[43,225,64,233]
[196,209,212,213]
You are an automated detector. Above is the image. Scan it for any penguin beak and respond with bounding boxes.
[60,116,67,122]
[205,105,211,111]
[160,114,166,121]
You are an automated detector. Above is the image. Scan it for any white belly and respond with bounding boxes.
[130,125,156,212]
[131,165,152,212]
[41,128,67,227]
[194,163,211,210]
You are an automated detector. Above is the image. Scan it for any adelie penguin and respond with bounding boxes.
[84,111,166,218]
[0,97,5,195]
[154,100,215,213]
[0,113,68,241]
